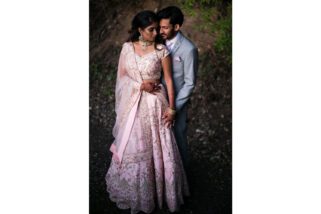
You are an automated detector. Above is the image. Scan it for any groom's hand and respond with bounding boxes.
[140,82,161,94]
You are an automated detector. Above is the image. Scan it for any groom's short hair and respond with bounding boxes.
[157,6,184,27]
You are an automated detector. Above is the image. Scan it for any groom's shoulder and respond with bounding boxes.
[180,33,197,52]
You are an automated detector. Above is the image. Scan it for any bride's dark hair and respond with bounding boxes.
[127,10,163,49]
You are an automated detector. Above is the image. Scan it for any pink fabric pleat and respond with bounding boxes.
[110,92,142,163]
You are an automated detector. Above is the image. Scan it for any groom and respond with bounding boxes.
[157,6,198,169]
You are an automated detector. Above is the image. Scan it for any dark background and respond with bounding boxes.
[89,0,232,213]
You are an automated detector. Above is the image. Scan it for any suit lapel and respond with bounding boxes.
[170,32,184,55]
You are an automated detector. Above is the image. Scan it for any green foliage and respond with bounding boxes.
[90,63,103,82]
[90,60,118,100]
[182,0,220,7]
[90,62,117,84]
[102,85,113,97]
[179,0,232,65]
[214,4,232,65]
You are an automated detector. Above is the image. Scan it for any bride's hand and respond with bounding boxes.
[162,109,175,128]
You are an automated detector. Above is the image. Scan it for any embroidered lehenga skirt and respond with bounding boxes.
[105,42,189,214]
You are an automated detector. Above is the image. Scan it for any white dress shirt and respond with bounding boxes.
[165,32,180,52]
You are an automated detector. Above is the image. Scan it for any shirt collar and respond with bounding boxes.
[166,31,180,46]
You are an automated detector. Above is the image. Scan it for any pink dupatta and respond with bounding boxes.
[110,43,143,164]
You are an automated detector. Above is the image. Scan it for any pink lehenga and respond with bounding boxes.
[105,42,189,214]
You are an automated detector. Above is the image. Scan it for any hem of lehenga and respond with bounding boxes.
[110,144,154,165]
[107,190,186,214]
[107,193,155,214]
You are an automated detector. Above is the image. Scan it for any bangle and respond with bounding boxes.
[167,107,176,115]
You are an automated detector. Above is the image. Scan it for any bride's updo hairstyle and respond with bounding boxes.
[127,10,163,49]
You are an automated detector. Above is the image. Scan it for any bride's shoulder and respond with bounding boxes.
[119,42,133,53]
[156,43,167,50]
[156,43,170,59]
[122,42,132,48]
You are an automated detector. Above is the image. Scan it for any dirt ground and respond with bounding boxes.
[90,1,231,213]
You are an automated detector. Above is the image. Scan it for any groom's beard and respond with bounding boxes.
[160,34,167,40]
[161,30,177,41]
[160,31,171,40]
[161,34,173,41]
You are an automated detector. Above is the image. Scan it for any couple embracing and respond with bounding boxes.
[105,6,198,214]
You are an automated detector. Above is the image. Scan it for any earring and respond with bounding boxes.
[138,33,152,51]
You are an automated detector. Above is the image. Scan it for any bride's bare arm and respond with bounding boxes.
[162,55,175,111]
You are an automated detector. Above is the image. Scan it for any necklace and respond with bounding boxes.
[138,36,153,51]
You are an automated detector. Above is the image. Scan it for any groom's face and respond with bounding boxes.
[159,18,177,40]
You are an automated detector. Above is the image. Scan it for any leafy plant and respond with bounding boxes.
[179,0,232,65]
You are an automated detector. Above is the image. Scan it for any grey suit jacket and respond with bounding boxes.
[165,32,198,111]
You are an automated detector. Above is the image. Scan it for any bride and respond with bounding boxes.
[105,10,189,214]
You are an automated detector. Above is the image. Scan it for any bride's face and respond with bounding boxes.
[139,22,158,42]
